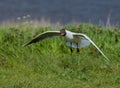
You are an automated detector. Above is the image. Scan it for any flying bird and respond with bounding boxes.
[23,29,110,62]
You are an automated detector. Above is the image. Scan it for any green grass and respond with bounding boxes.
[0,23,120,88]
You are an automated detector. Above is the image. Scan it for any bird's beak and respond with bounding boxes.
[60,33,65,36]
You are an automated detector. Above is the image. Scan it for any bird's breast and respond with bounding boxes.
[65,32,80,43]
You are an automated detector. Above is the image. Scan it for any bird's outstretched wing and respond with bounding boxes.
[23,31,60,47]
[66,39,91,48]
[73,33,110,62]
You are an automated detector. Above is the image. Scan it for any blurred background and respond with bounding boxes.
[0,0,120,25]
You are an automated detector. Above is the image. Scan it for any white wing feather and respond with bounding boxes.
[74,33,110,62]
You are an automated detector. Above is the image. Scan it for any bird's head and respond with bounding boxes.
[60,29,66,36]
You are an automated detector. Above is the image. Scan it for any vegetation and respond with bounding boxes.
[0,22,120,88]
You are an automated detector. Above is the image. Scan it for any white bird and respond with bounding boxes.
[23,29,110,62]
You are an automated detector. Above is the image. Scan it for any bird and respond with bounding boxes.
[23,29,110,62]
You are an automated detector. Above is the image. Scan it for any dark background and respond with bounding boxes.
[0,0,120,25]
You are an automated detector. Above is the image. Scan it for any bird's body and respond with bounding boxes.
[63,30,90,48]
[64,30,74,41]
[23,29,110,62]
[65,30,80,43]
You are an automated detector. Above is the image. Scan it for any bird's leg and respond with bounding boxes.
[77,48,79,52]
[77,43,80,52]
[70,42,73,53]
[70,48,73,53]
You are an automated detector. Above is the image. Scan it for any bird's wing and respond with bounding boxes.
[78,39,91,48]
[73,33,110,62]
[23,31,60,47]
[66,39,90,48]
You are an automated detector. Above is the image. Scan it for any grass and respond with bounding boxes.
[0,22,120,88]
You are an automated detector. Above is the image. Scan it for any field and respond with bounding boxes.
[0,22,120,88]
